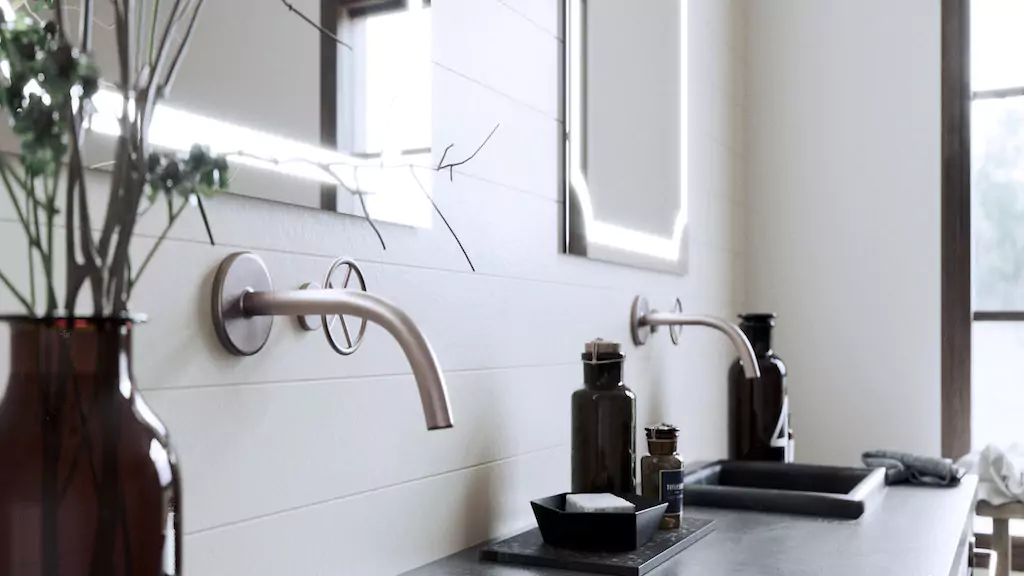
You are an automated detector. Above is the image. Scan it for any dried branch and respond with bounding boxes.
[126,0,138,75]
[68,114,103,313]
[410,168,474,272]
[159,0,205,97]
[196,195,215,245]
[79,0,95,49]
[279,0,351,50]
[0,269,32,313]
[437,124,499,181]
[353,181,386,251]
[52,0,65,33]
[0,157,33,242]
[142,0,185,119]
[225,150,388,250]
[144,0,158,64]
[129,199,187,291]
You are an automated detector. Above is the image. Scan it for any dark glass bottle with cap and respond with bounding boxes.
[641,424,684,529]
[571,340,636,494]
[729,313,790,462]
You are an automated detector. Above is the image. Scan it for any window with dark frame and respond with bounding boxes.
[966,0,1024,454]
[319,0,432,216]
[945,0,1024,569]
[334,0,431,158]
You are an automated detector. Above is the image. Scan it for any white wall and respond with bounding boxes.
[745,0,942,465]
[0,0,749,574]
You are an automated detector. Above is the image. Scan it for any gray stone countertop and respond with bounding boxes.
[404,475,978,576]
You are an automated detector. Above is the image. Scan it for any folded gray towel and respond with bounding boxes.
[862,450,967,487]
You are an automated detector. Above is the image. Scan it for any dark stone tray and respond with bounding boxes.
[479,517,714,576]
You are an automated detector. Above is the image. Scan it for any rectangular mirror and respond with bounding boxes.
[79,0,435,228]
[561,0,689,273]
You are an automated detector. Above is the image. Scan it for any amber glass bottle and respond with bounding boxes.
[641,424,683,529]
[729,313,790,462]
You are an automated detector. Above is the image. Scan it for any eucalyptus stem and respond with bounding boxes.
[44,173,57,313]
[25,189,36,311]
[26,175,58,312]
[0,156,32,238]
[0,268,33,314]
[128,199,186,293]
[147,0,161,65]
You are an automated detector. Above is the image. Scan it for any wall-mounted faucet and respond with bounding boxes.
[630,296,761,379]
[210,252,454,430]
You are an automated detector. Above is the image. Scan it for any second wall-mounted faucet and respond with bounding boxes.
[630,296,761,379]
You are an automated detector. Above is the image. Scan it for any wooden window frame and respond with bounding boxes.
[944,1,1024,570]
[941,0,972,461]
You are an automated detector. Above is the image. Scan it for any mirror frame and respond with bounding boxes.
[559,0,690,274]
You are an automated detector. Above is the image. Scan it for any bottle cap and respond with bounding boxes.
[645,424,679,440]
[738,313,777,327]
[583,339,620,355]
[581,339,623,363]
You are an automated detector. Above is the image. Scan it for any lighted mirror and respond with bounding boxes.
[80,0,434,227]
[561,0,688,273]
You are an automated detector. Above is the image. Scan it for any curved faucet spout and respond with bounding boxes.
[631,295,761,379]
[242,289,454,430]
[645,312,760,379]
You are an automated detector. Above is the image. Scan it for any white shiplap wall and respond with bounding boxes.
[0,0,748,574]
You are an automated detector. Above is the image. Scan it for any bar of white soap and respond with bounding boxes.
[565,493,635,513]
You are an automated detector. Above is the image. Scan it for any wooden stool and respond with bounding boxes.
[977,501,1024,576]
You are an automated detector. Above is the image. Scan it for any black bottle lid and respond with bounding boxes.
[645,424,679,440]
[738,313,777,326]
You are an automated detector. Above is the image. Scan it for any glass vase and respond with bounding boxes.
[0,317,181,576]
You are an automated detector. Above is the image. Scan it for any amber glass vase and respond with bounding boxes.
[0,317,181,576]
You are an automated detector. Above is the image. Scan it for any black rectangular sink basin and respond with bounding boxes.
[683,460,886,519]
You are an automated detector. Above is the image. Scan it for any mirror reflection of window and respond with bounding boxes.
[346,5,431,155]
[332,0,433,227]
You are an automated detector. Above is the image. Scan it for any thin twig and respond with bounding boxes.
[45,171,57,312]
[146,0,159,65]
[351,170,386,250]
[69,112,101,313]
[25,189,36,310]
[128,200,187,292]
[226,149,388,249]
[196,195,215,245]
[436,144,454,170]
[17,1,45,24]
[52,0,65,31]
[159,0,205,97]
[143,0,184,106]
[0,269,32,313]
[410,167,475,271]
[437,124,499,181]
[75,0,98,48]
[0,156,32,242]
[279,0,352,50]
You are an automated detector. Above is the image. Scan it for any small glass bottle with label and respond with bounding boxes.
[641,424,684,530]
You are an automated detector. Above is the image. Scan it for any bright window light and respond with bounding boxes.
[362,5,431,155]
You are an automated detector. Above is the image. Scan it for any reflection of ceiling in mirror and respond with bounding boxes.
[566,0,688,262]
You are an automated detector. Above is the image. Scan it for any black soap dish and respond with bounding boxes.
[530,493,667,552]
